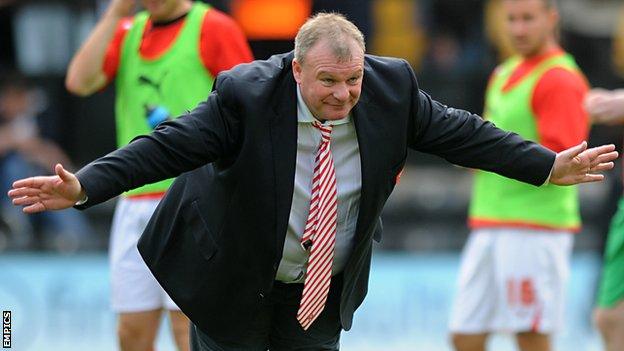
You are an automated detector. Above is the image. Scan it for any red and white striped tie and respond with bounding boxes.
[297,120,338,330]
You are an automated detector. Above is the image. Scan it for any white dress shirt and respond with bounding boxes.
[275,87,362,283]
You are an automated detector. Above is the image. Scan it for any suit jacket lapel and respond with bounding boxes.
[351,96,375,246]
[270,71,298,255]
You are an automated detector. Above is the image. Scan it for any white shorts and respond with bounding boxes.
[109,197,180,312]
[449,228,573,334]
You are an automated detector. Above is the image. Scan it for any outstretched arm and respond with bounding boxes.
[8,164,85,213]
[10,73,240,209]
[405,61,618,186]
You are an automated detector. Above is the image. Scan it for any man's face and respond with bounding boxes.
[292,39,364,121]
[503,0,557,57]
[141,0,185,21]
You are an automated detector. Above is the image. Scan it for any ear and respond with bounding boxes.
[292,59,302,84]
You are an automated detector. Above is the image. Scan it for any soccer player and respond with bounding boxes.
[449,1,589,350]
[65,0,252,350]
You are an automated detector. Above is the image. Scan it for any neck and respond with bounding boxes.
[523,39,559,60]
[151,0,192,22]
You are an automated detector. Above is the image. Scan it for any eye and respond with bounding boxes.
[348,77,360,84]
[321,78,334,84]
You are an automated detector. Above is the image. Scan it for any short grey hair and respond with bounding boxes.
[504,0,558,9]
[294,12,365,65]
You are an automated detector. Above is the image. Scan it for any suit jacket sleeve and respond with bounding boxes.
[404,62,555,186]
[75,74,241,207]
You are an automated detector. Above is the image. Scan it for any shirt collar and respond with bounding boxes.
[296,85,351,126]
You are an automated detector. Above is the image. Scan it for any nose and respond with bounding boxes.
[332,83,350,101]
[509,20,526,37]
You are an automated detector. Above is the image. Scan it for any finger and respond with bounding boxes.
[55,163,74,182]
[585,144,617,158]
[12,196,41,206]
[587,144,615,155]
[590,162,615,172]
[23,202,46,214]
[602,150,618,162]
[11,177,36,189]
[562,141,588,160]
[7,188,42,198]
[578,174,605,183]
[590,151,619,167]
[12,175,55,189]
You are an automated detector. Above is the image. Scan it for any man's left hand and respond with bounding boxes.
[550,141,618,185]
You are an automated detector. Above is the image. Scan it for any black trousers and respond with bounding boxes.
[190,274,343,351]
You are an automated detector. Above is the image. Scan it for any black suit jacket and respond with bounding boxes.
[76,52,554,339]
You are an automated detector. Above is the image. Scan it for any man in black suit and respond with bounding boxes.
[9,13,617,351]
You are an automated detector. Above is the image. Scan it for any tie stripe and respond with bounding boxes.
[297,120,338,330]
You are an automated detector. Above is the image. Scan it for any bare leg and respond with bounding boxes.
[451,333,488,351]
[516,331,550,351]
[595,300,624,351]
[118,309,162,351]
[169,310,191,351]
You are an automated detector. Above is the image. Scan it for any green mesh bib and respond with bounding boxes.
[469,53,583,229]
[115,2,214,196]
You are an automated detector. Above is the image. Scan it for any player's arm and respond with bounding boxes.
[65,0,135,96]
[584,88,624,125]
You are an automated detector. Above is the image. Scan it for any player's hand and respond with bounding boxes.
[549,141,618,185]
[584,88,624,125]
[7,163,85,214]
[107,0,135,18]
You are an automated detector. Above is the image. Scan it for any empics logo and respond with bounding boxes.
[2,311,10,348]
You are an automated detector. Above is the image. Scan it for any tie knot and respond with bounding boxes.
[312,121,332,142]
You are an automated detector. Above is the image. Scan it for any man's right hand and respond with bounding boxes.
[8,163,85,214]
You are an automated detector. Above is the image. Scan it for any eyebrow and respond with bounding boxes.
[317,70,363,77]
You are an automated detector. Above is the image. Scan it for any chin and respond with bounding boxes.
[324,111,349,120]
[144,2,164,14]
[325,115,347,121]
[513,44,538,57]
[326,106,353,120]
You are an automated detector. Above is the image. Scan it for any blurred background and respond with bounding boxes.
[0,0,623,350]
